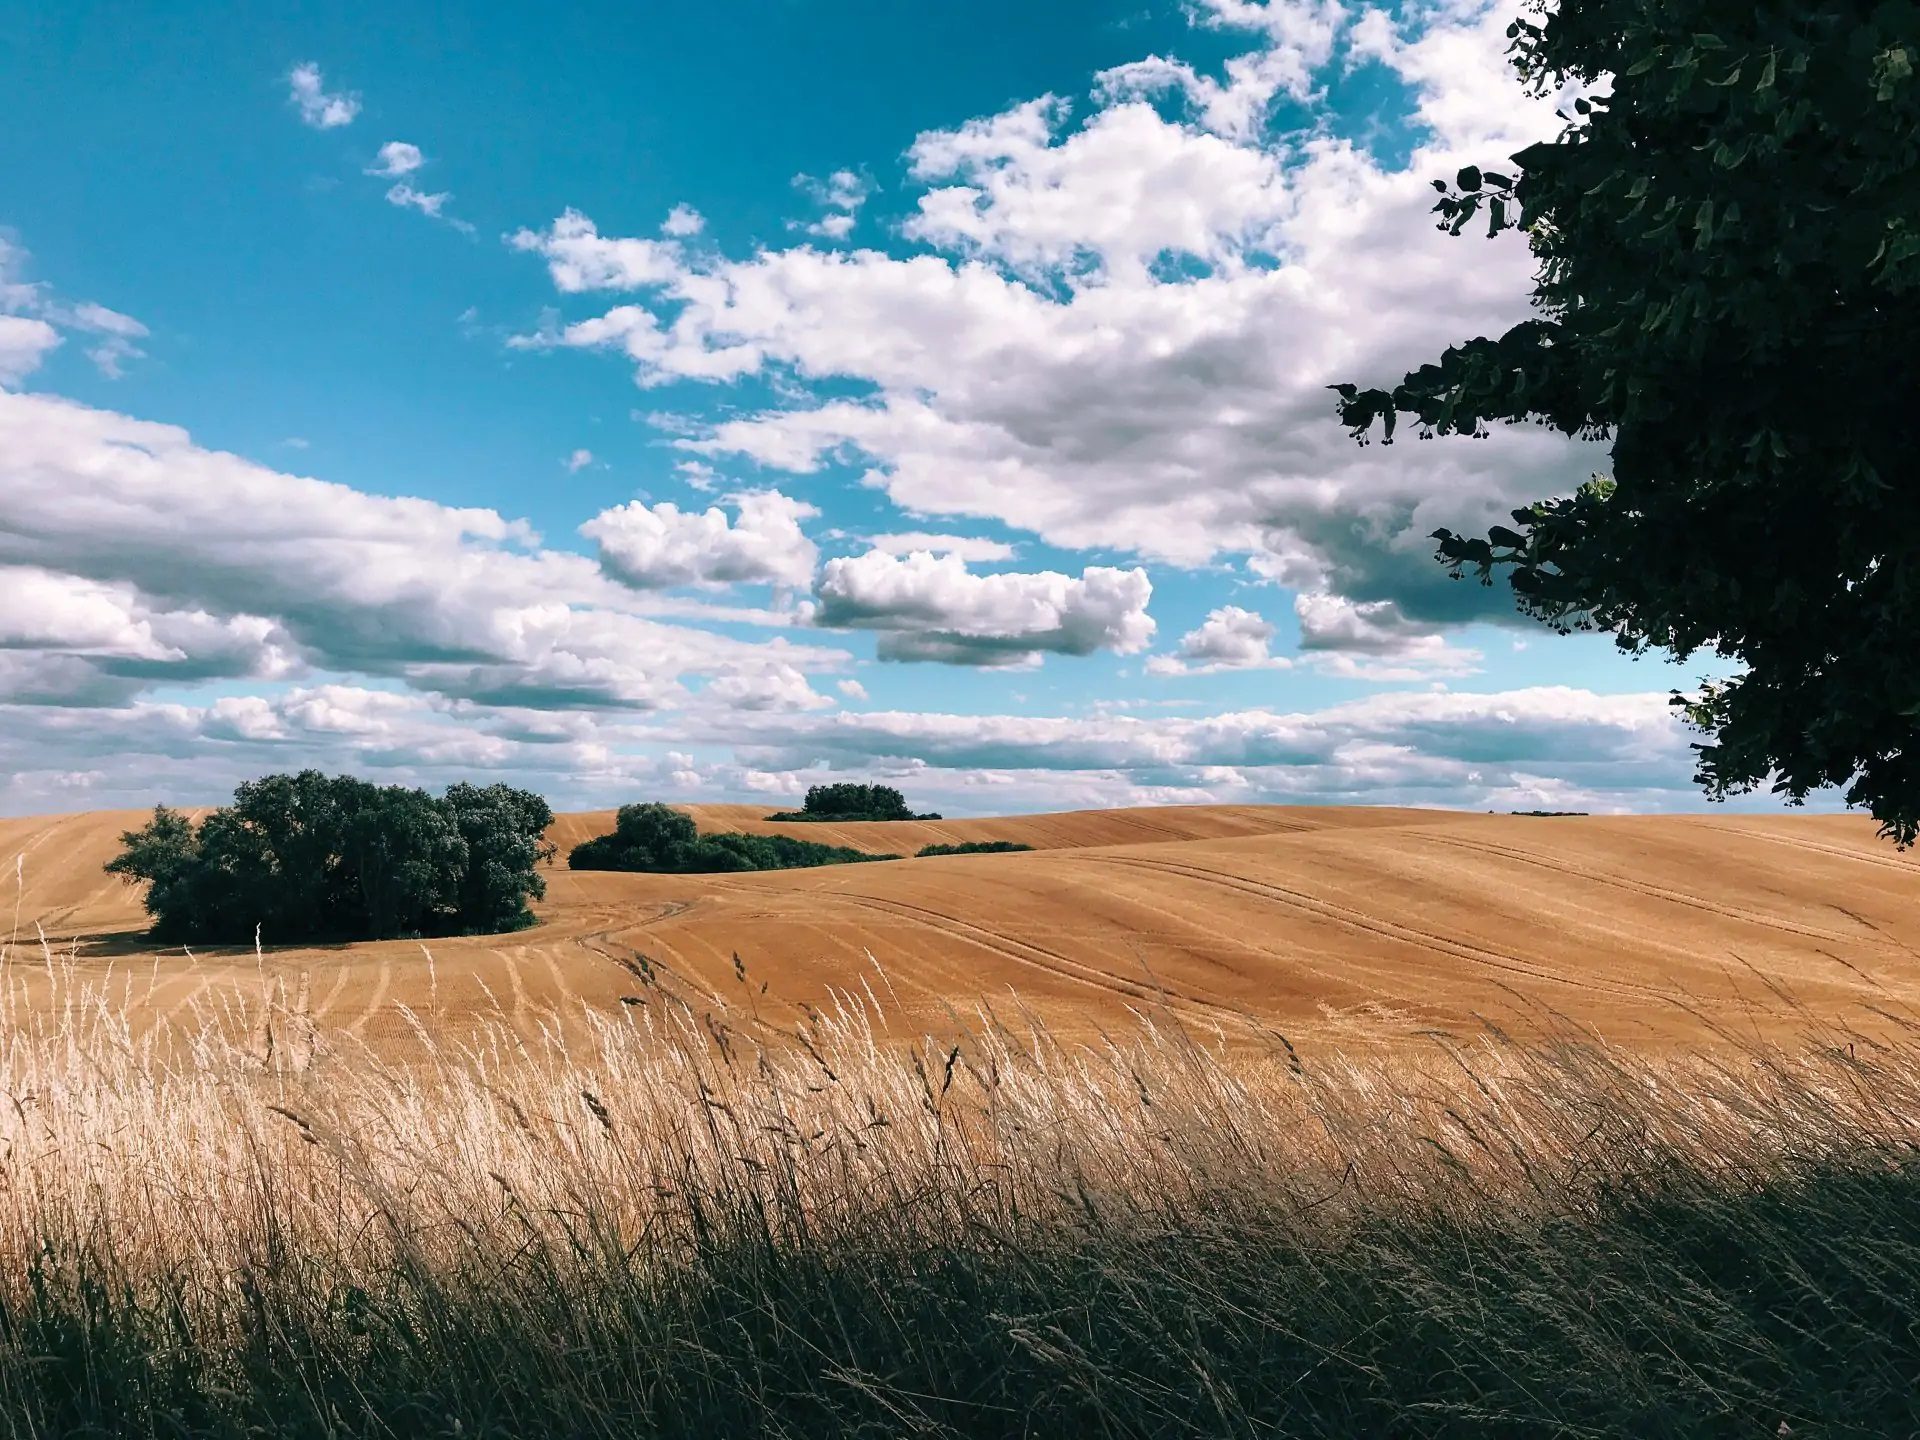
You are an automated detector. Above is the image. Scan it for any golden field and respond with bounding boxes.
[3,801,1917,1056]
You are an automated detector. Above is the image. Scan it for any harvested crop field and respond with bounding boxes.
[4,803,1918,1056]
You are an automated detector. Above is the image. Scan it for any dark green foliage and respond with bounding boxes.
[105,771,554,943]
[7,1159,1920,1437]
[700,832,896,870]
[568,803,893,873]
[915,840,1036,857]
[767,783,941,822]
[443,782,557,933]
[1332,0,1920,844]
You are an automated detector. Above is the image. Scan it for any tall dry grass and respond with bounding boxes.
[0,904,1917,1435]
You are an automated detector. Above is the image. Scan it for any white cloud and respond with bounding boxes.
[0,388,848,717]
[385,183,471,232]
[732,685,1689,790]
[675,459,720,492]
[0,315,60,385]
[837,677,869,701]
[903,97,1291,281]
[367,141,425,178]
[68,304,148,378]
[0,241,148,380]
[814,550,1154,666]
[865,531,1017,563]
[1292,591,1482,678]
[565,448,594,472]
[0,565,298,688]
[794,169,871,240]
[1147,604,1286,675]
[581,489,819,590]
[510,1,1591,644]
[705,662,833,711]
[287,62,360,129]
[1094,0,1345,140]
[507,208,688,292]
[662,204,706,237]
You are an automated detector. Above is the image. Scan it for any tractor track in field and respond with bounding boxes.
[1092,851,1679,1006]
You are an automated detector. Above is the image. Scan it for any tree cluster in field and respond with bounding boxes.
[765,784,941,823]
[915,841,1035,857]
[106,772,555,944]
[568,803,894,874]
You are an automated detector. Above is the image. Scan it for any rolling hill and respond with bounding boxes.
[3,803,1917,1055]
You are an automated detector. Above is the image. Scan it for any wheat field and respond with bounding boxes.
[1,803,1919,1434]
[3,802,1917,1057]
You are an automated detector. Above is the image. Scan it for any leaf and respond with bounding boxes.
[1457,165,1483,192]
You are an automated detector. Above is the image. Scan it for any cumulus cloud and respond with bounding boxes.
[287,62,360,129]
[0,315,60,385]
[793,169,871,240]
[705,662,833,711]
[0,389,847,716]
[865,532,1017,563]
[1292,592,1482,679]
[815,550,1154,666]
[0,239,148,380]
[1095,0,1345,140]
[582,489,820,591]
[507,209,688,292]
[662,204,706,238]
[730,685,1690,791]
[508,1,1597,643]
[1147,605,1286,675]
[367,141,424,177]
[837,677,868,701]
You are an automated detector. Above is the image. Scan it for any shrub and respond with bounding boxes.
[767,783,941,822]
[105,771,555,944]
[568,803,894,873]
[915,841,1034,857]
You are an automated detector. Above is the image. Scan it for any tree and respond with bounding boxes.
[343,786,467,940]
[569,802,700,872]
[103,805,202,940]
[767,783,941,822]
[106,773,558,944]
[567,803,891,872]
[442,783,555,934]
[1331,0,1920,843]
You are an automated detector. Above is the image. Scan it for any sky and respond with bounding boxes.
[0,0,1810,820]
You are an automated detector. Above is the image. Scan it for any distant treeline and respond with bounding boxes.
[766,784,941,823]
[568,804,893,874]
[106,772,555,944]
[916,841,1033,857]
[567,804,1040,874]
[1509,810,1591,817]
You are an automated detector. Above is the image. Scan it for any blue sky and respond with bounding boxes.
[1,0,1784,819]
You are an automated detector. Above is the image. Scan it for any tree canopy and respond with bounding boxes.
[767,784,941,823]
[106,771,555,943]
[1333,0,1920,843]
[568,803,891,873]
